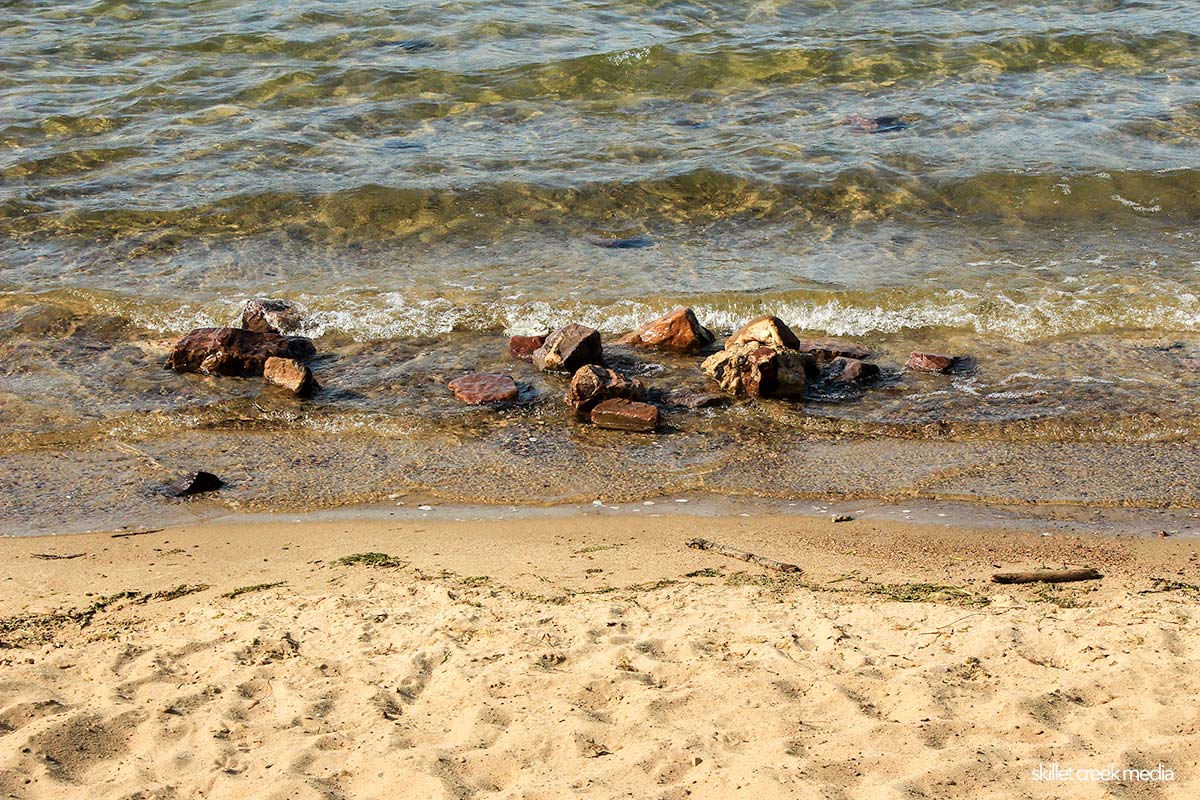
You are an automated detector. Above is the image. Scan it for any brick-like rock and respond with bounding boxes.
[726,316,801,350]
[665,390,727,409]
[616,307,715,352]
[590,399,659,432]
[567,365,645,419]
[532,324,603,373]
[264,356,318,396]
[166,327,316,377]
[702,342,808,398]
[509,333,548,361]
[241,299,305,335]
[906,352,958,374]
[448,373,519,405]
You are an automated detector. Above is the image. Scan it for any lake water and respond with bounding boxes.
[3,0,1200,533]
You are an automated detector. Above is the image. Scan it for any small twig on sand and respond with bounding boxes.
[32,553,86,560]
[111,528,164,539]
[991,568,1101,585]
[686,538,802,574]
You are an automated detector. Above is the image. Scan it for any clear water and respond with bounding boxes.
[3,0,1200,533]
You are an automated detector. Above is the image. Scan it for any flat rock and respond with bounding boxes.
[264,356,318,396]
[726,315,801,351]
[665,390,727,409]
[509,333,548,361]
[448,373,519,405]
[165,327,316,377]
[567,365,645,418]
[906,351,958,374]
[533,324,603,373]
[616,307,715,352]
[166,471,223,497]
[241,299,305,335]
[590,398,660,432]
[702,342,808,398]
[796,338,872,362]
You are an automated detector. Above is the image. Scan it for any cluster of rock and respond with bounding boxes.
[164,299,318,396]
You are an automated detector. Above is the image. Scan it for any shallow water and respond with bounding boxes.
[3,0,1200,532]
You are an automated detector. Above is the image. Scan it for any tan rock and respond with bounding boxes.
[702,342,808,398]
[264,356,318,396]
[241,299,305,335]
[726,316,801,350]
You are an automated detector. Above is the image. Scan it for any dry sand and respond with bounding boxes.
[1,511,1198,799]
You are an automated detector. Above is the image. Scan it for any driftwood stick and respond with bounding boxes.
[686,538,802,574]
[990,568,1102,585]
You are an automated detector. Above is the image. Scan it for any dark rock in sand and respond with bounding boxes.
[726,315,801,351]
[906,351,959,374]
[665,389,727,409]
[533,324,603,373]
[166,327,316,377]
[264,356,318,396]
[448,373,519,405]
[509,333,549,361]
[796,338,872,363]
[591,398,660,432]
[166,471,223,497]
[616,307,715,353]
[589,235,654,249]
[241,299,305,335]
[567,365,646,418]
[702,342,809,399]
[825,357,880,384]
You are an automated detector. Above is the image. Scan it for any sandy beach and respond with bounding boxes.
[1,510,1197,799]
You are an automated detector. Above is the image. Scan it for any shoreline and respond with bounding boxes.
[2,510,1198,798]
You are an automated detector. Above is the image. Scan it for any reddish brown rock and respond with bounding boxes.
[665,390,727,409]
[906,351,958,374]
[616,307,715,352]
[796,338,872,363]
[826,357,880,384]
[448,373,519,405]
[166,471,223,497]
[567,365,645,418]
[702,342,808,398]
[263,356,318,396]
[165,327,316,377]
[508,333,548,361]
[533,324,603,373]
[591,398,660,432]
[241,299,305,335]
[726,315,801,350]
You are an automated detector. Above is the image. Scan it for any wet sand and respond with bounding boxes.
[1,511,1198,798]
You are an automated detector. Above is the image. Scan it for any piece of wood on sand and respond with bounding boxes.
[990,567,1102,585]
[686,538,802,574]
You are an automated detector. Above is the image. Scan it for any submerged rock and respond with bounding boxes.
[264,356,318,396]
[664,389,727,409]
[533,324,603,373]
[166,471,223,497]
[508,333,549,361]
[845,114,910,133]
[241,299,305,335]
[589,235,654,249]
[906,352,959,374]
[567,365,646,419]
[796,338,872,363]
[702,342,809,399]
[590,398,659,432]
[616,307,715,353]
[726,315,801,351]
[825,357,880,385]
[165,327,316,377]
[448,373,519,405]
